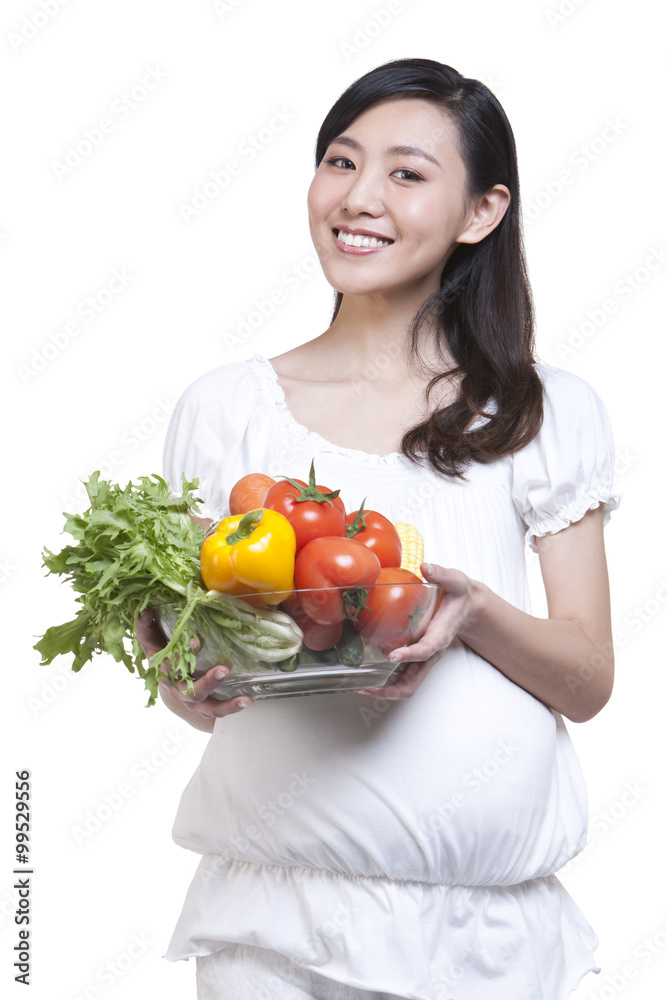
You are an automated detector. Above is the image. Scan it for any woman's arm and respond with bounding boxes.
[374,506,614,723]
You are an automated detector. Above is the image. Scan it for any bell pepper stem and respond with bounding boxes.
[225,509,264,546]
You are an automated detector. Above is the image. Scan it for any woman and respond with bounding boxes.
[139,58,620,999]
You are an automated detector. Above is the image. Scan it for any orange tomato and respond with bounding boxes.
[228,473,276,515]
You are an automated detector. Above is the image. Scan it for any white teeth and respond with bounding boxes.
[336,229,391,248]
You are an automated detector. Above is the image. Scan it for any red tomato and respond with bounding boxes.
[264,460,346,552]
[346,505,402,567]
[353,567,433,652]
[294,536,381,624]
[282,593,343,650]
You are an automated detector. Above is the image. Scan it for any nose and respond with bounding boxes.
[339,166,385,218]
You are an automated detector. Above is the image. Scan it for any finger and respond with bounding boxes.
[355,662,409,699]
[421,562,457,586]
[358,657,438,699]
[136,607,176,657]
[161,664,230,703]
[359,668,420,700]
[387,627,453,664]
[421,561,468,586]
[158,673,253,718]
[192,694,252,719]
[162,666,257,718]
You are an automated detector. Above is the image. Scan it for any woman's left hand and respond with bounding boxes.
[357,562,478,699]
[358,508,614,720]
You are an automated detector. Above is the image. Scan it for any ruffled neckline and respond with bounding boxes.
[249,354,414,466]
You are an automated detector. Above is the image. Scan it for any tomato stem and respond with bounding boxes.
[342,586,369,623]
[345,499,368,538]
[280,459,341,506]
[407,602,428,631]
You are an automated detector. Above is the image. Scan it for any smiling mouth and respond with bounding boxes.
[333,228,394,250]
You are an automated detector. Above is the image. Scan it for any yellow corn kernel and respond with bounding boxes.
[393,522,425,580]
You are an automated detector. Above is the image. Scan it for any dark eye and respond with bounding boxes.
[394,169,423,182]
[324,156,355,169]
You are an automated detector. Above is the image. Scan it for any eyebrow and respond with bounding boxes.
[329,135,442,170]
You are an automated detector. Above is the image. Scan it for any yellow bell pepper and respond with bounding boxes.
[200,508,296,605]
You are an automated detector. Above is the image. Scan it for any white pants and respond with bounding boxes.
[195,942,408,1000]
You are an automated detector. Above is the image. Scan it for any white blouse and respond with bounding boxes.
[162,355,621,999]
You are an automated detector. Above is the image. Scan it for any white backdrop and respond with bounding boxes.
[2,1,665,998]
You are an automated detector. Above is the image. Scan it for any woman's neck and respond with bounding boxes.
[267,291,457,455]
[315,292,452,376]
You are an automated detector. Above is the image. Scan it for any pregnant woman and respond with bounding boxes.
[139,57,620,1000]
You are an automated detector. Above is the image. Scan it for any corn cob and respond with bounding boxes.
[393,522,425,580]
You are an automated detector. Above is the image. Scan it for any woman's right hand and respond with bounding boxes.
[135,609,252,733]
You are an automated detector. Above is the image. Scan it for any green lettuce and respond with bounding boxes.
[34,472,302,706]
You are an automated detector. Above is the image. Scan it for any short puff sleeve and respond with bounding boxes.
[512,365,621,552]
[162,363,259,521]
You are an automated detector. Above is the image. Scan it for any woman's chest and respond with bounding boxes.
[253,429,525,586]
[276,371,436,456]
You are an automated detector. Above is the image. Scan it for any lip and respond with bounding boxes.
[332,226,394,255]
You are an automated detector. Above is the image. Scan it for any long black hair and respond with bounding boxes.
[314,58,543,478]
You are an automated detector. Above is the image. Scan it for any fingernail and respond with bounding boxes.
[422,563,433,576]
[214,668,227,680]
[236,699,251,710]
[387,651,402,662]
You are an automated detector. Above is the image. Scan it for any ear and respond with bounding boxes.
[456,184,511,245]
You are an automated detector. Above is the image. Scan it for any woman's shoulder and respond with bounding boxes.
[533,361,612,423]
[514,360,616,472]
[166,356,281,447]
[177,355,268,402]
[511,362,620,544]
[170,356,286,430]
[534,361,603,398]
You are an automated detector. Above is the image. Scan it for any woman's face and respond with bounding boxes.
[308,97,475,303]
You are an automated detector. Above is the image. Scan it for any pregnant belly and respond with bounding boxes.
[172,644,588,886]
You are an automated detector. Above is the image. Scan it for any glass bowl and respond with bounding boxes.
[159,582,441,700]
